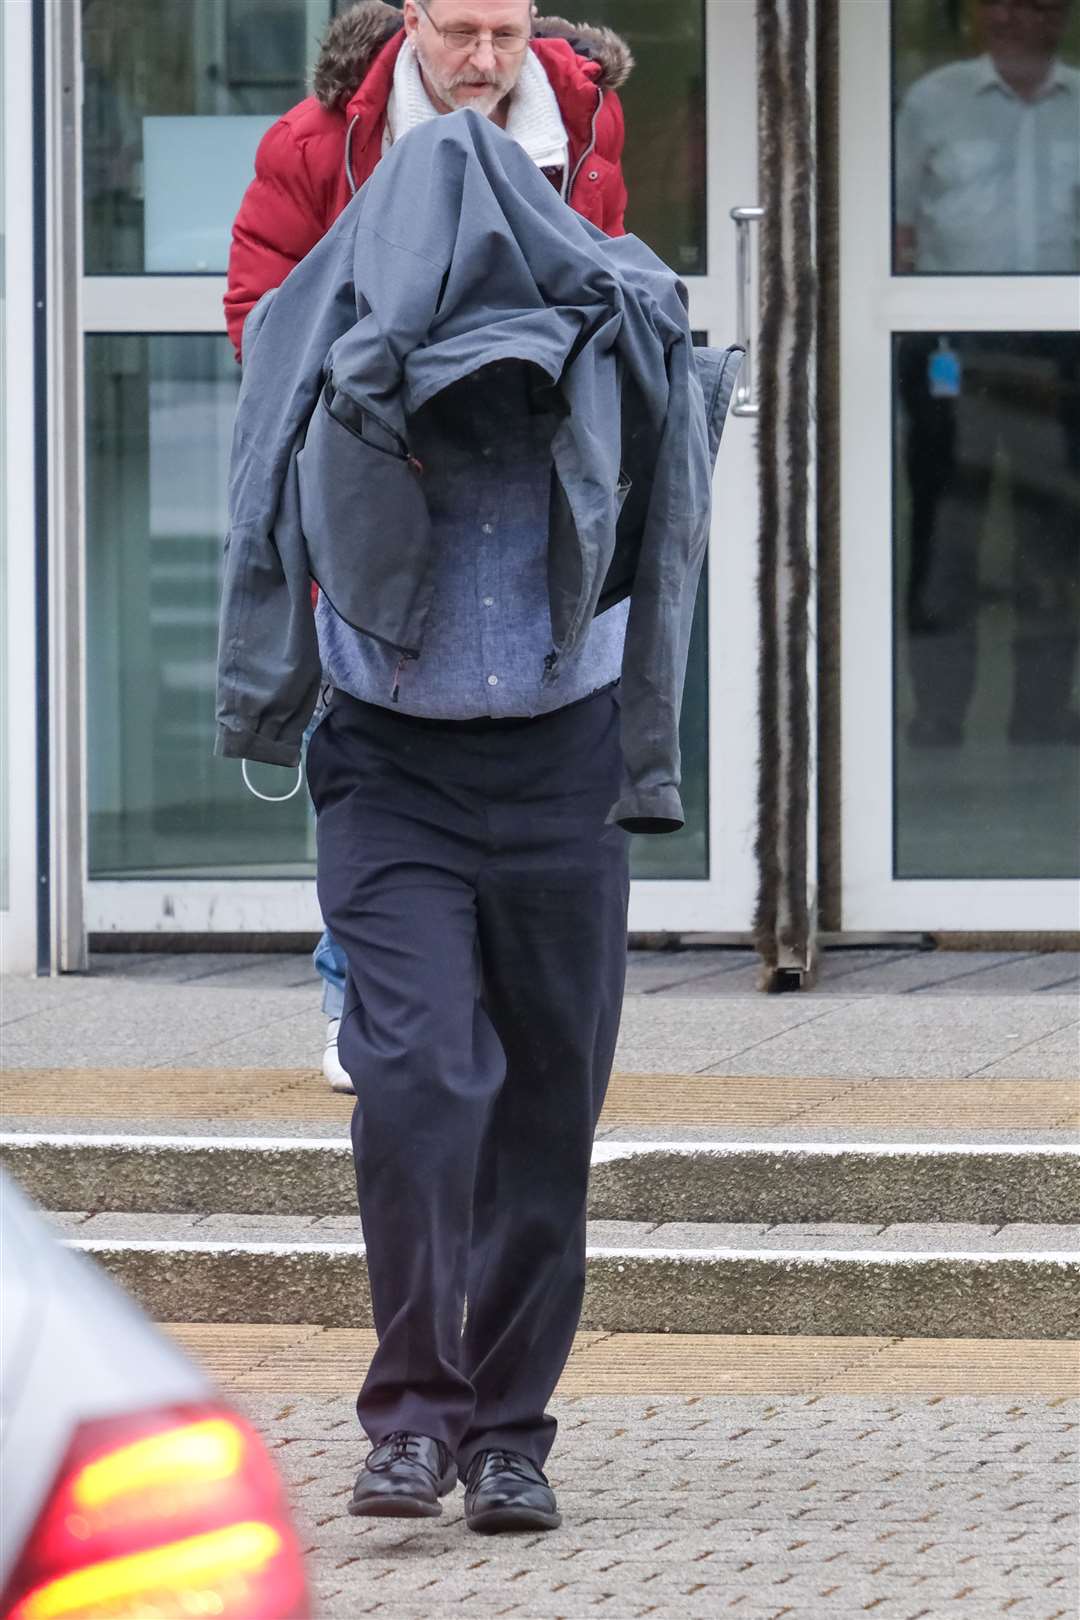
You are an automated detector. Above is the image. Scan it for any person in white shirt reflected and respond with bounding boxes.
[896,0,1079,275]
[894,2,1080,754]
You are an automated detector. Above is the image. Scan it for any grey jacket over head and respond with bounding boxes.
[216,109,742,832]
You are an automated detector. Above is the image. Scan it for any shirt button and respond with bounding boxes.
[487,674,499,686]
[481,522,494,534]
[482,447,493,458]
[482,596,495,607]
[588,170,599,181]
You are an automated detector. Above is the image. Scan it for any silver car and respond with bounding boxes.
[0,1171,309,1619]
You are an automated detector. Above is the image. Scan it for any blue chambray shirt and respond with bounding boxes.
[316,366,627,719]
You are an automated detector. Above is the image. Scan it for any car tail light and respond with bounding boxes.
[1,1403,309,1619]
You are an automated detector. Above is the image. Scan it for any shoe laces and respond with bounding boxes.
[466,1448,547,1488]
[373,1431,442,1473]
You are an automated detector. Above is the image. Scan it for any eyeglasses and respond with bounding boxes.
[413,0,531,55]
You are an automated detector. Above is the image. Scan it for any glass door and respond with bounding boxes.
[840,0,1080,929]
[80,0,763,938]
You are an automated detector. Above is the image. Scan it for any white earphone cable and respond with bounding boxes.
[241,759,305,803]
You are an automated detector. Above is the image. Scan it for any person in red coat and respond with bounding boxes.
[226,0,633,356]
[225,0,632,1101]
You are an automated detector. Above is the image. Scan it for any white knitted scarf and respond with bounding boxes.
[385,38,569,178]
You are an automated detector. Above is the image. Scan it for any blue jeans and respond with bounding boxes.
[313,928,347,1019]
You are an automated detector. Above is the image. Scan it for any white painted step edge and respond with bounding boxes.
[9,1133,1080,1160]
[66,1238,1080,1264]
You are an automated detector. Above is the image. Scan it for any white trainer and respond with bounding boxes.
[322,1018,354,1094]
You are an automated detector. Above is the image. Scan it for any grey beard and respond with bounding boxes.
[413,41,517,117]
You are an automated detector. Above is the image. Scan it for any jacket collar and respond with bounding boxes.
[974,51,1075,100]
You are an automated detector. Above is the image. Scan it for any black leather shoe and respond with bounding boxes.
[349,1432,457,1519]
[463,1448,561,1533]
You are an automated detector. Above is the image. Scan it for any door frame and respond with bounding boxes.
[74,1,765,941]
[1,0,41,973]
[838,0,1080,930]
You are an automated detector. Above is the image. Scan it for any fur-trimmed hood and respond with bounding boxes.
[313,1,633,110]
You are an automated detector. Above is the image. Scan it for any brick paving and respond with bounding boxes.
[242,1391,1079,1619]
[167,1330,1080,1616]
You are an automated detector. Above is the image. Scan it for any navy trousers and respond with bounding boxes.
[306,685,630,1470]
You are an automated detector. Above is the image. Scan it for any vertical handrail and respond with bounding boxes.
[730,205,765,418]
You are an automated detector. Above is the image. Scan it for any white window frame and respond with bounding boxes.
[77,2,764,939]
[1,0,40,974]
[839,0,1080,931]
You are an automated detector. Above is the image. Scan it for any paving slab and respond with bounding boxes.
[909,953,1080,995]
[612,996,841,1073]
[811,949,1079,996]
[5,954,1078,1076]
[226,1391,1079,1620]
[0,983,320,1069]
[695,995,1079,1079]
[654,964,767,995]
[79,952,285,983]
[1,976,107,1024]
[622,951,757,995]
[975,1025,1080,1080]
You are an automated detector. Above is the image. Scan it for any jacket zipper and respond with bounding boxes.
[391,654,414,704]
[567,89,604,199]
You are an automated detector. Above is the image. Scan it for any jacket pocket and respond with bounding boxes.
[321,380,408,459]
[570,152,617,227]
[297,382,433,654]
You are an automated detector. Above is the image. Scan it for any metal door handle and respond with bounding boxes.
[730,206,765,419]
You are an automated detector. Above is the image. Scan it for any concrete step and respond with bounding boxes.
[53,1213,1080,1340]
[6,1131,1079,1225]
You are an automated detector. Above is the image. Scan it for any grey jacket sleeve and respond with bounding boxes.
[215,220,358,765]
[215,444,321,766]
[607,343,743,834]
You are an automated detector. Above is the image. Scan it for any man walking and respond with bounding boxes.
[218,25,740,1541]
[226,0,632,1088]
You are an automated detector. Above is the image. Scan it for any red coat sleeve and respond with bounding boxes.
[224,119,327,359]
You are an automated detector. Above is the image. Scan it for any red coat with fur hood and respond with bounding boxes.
[225,2,633,356]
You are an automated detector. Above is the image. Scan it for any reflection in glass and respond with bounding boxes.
[83,0,707,277]
[571,0,706,273]
[82,0,333,273]
[894,332,1080,878]
[893,0,1080,274]
[86,334,316,877]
